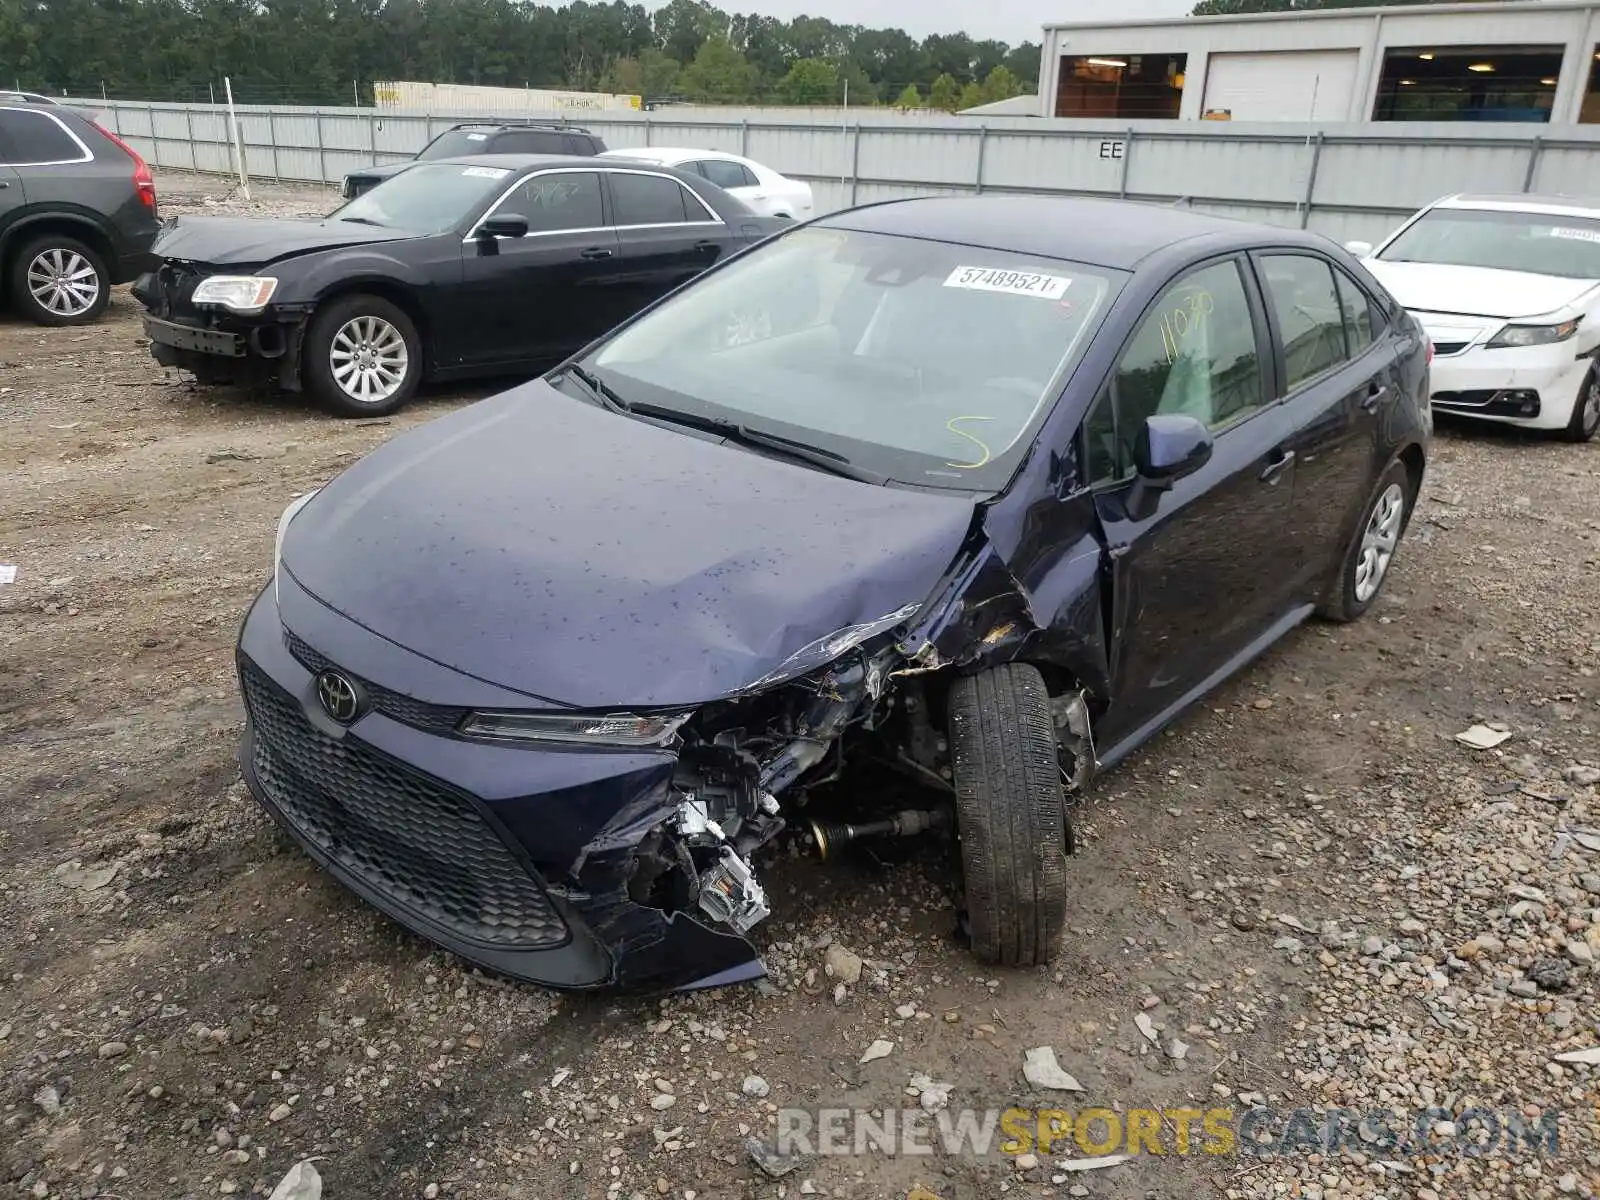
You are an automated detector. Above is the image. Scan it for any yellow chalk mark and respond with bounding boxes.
[945,415,995,469]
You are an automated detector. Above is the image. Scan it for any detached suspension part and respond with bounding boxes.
[808,807,953,860]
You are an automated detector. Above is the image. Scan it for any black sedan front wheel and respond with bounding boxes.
[304,294,421,417]
[947,663,1068,967]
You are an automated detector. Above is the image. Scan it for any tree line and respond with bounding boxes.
[3,0,1041,110]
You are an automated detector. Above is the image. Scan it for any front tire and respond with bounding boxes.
[947,663,1067,967]
[9,235,110,326]
[303,294,421,417]
[1563,366,1599,444]
[1318,460,1412,623]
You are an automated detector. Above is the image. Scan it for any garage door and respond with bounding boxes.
[1201,50,1360,121]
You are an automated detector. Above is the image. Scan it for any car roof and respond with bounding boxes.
[602,147,732,161]
[1436,192,1600,219]
[819,195,1321,272]
[444,120,594,134]
[430,153,679,172]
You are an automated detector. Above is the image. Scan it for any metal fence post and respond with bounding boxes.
[1118,126,1135,198]
[974,124,989,194]
[267,109,280,182]
[369,110,378,166]
[184,105,196,172]
[849,123,861,206]
[148,103,159,167]
[644,116,652,147]
[740,118,749,157]
[1299,132,1326,229]
[1522,136,1544,192]
[315,111,327,183]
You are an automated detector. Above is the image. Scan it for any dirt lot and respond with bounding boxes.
[2,174,1598,1200]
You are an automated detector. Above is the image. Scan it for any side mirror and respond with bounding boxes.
[1127,414,1213,518]
[478,213,530,240]
[1344,240,1374,258]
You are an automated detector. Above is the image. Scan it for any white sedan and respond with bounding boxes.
[1349,194,1600,442]
[599,148,814,221]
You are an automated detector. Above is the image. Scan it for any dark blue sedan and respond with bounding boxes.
[238,195,1431,991]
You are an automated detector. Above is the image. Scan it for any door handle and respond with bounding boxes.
[0,181,9,189]
[1362,382,1389,413]
[580,247,614,260]
[1259,449,1295,484]
[693,239,720,252]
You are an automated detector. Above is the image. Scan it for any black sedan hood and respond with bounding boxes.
[151,215,417,269]
[281,382,977,708]
[346,162,412,182]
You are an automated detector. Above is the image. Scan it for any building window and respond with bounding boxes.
[1584,48,1600,123]
[1056,53,1186,119]
[1373,46,1562,122]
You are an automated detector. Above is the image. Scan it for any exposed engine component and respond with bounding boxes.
[808,806,953,860]
[696,845,771,932]
[1052,688,1097,791]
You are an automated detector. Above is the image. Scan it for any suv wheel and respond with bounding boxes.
[303,294,422,417]
[10,235,110,325]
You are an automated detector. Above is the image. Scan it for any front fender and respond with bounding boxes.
[269,250,431,304]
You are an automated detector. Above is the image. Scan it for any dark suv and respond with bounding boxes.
[340,121,608,199]
[0,104,160,325]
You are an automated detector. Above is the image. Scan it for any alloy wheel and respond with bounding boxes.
[1582,375,1600,438]
[329,315,409,405]
[26,248,101,318]
[1354,482,1406,603]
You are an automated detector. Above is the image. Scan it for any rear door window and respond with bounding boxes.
[0,109,89,165]
[609,172,706,226]
[1258,254,1350,391]
[1334,269,1375,358]
[491,130,569,156]
[700,159,757,189]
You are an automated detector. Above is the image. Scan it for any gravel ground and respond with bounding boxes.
[1,173,1597,1200]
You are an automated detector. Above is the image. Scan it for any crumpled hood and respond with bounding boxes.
[1366,259,1599,319]
[151,215,417,269]
[281,382,977,708]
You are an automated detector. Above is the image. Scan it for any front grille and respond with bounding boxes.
[284,630,469,735]
[240,658,568,949]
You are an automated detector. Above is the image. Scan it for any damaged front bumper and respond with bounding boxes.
[236,580,772,992]
[133,269,310,390]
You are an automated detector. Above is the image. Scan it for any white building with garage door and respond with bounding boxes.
[1037,0,1600,124]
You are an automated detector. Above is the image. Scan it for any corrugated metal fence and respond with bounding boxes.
[78,98,1600,245]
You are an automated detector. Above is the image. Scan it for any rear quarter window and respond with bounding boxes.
[0,108,90,165]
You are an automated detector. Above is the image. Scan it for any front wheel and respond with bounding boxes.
[1563,366,1599,444]
[1318,460,1412,623]
[303,294,422,417]
[9,236,110,326]
[947,663,1068,967]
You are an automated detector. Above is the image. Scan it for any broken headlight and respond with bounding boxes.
[192,275,279,313]
[457,710,691,747]
[744,603,920,692]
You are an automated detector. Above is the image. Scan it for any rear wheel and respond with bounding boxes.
[303,294,421,417]
[1318,460,1411,623]
[947,663,1067,967]
[1563,366,1599,444]
[9,235,109,326]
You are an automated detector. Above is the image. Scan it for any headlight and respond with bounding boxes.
[272,489,319,602]
[744,603,921,692]
[192,275,278,313]
[457,711,692,747]
[1486,318,1580,350]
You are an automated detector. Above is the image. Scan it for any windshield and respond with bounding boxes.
[1380,207,1600,280]
[586,226,1120,490]
[418,129,499,160]
[330,162,512,234]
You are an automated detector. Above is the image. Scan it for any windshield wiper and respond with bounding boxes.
[337,215,387,227]
[626,402,881,483]
[563,364,630,414]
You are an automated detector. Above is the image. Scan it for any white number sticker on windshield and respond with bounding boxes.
[943,266,1072,300]
[461,166,511,179]
[1550,227,1600,243]
[465,132,489,141]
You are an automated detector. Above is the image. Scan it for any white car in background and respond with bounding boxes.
[599,148,814,221]
[1349,194,1600,443]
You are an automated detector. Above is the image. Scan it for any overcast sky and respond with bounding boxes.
[647,0,1193,45]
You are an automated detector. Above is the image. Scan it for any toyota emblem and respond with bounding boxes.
[315,670,362,723]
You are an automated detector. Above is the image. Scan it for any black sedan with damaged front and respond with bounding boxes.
[132,155,784,416]
[239,196,1431,991]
